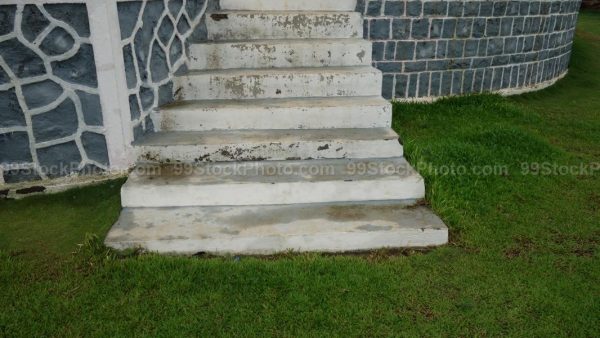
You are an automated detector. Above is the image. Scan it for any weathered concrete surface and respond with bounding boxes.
[188,39,371,70]
[154,96,391,131]
[220,0,358,11]
[206,11,363,40]
[121,157,424,207]
[174,66,382,100]
[134,128,403,162]
[105,203,447,255]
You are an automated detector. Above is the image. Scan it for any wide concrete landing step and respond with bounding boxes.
[206,11,362,40]
[155,96,391,131]
[105,202,448,255]
[174,66,382,100]
[134,128,402,163]
[121,157,424,207]
[220,0,357,11]
[188,39,371,70]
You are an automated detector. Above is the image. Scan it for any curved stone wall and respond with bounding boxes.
[357,0,581,99]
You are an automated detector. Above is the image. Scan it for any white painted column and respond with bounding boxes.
[87,0,134,171]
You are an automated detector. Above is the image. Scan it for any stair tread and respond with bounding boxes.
[105,203,448,254]
[126,157,418,186]
[135,128,398,146]
[183,65,380,77]
[160,96,390,111]
[192,37,368,45]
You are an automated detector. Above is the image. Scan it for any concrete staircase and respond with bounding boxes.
[105,0,448,255]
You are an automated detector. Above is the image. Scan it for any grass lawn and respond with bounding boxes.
[1,11,599,337]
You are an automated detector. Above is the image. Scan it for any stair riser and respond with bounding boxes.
[153,104,391,131]
[121,179,425,207]
[206,12,363,40]
[174,71,382,100]
[137,140,403,163]
[220,0,357,11]
[188,40,371,70]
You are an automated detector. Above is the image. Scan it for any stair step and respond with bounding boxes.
[121,157,424,207]
[154,96,391,131]
[134,128,402,163]
[188,39,371,70]
[220,0,358,11]
[174,66,382,100]
[105,203,448,255]
[206,11,362,40]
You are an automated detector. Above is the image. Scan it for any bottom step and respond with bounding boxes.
[105,202,448,255]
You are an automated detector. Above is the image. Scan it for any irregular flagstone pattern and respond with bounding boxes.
[358,0,582,99]
[118,0,216,141]
[0,3,108,183]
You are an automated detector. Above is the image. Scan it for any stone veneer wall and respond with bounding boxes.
[357,0,582,99]
[0,3,108,183]
[117,0,216,141]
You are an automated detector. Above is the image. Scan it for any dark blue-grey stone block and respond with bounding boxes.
[376,62,402,72]
[372,41,384,61]
[117,1,143,39]
[45,3,90,38]
[385,41,395,60]
[429,72,441,96]
[404,61,426,72]
[395,74,408,98]
[133,122,144,141]
[472,57,491,68]
[356,0,366,14]
[384,1,404,16]
[140,86,155,111]
[507,1,520,15]
[501,66,511,88]
[81,131,109,166]
[369,19,390,40]
[472,18,486,38]
[440,71,452,96]
[3,168,40,184]
[40,27,75,56]
[487,38,504,56]
[482,68,493,91]
[37,141,82,178]
[188,16,208,43]
[430,19,443,38]
[0,88,26,128]
[477,39,487,56]
[0,132,32,164]
[158,82,173,106]
[492,1,507,16]
[392,19,410,39]
[170,36,183,66]
[416,41,436,59]
[448,0,464,18]
[504,37,518,53]
[418,72,429,97]
[472,69,484,92]
[22,79,63,109]
[408,73,418,97]
[186,0,206,19]
[486,18,500,37]
[76,90,103,126]
[0,38,46,78]
[464,1,480,16]
[529,1,541,15]
[158,17,175,45]
[500,18,513,36]
[0,64,8,84]
[406,1,422,16]
[436,40,447,58]
[177,16,191,34]
[169,0,184,17]
[150,41,169,82]
[492,55,510,66]
[0,5,16,36]
[411,19,429,39]
[144,115,155,133]
[449,58,470,70]
[479,1,493,16]
[51,43,97,88]
[464,39,478,57]
[491,68,502,90]
[513,17,524,35]
[31,97,78,143]
[463,69,474,93]
[129,94,140,120]
[451,71,462,95]
[447,40,464,58]
[123,44,138,89]
[424,1,448,16]
[395,41,415,60]
[21,5,50,42]
[382,74,393,99]
[456,19,472,38]
[427,59,449,71]
[366,1,382,16]
[442,19,456,38]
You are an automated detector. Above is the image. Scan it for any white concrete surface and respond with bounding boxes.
[188,39,371,70]
[134,128,403,162]
[206,11,363,40]
[120,157,425,207]
[153,96,391,131]
[219,0,358,11]
[105,202,448,255]
[174,66,382,100]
